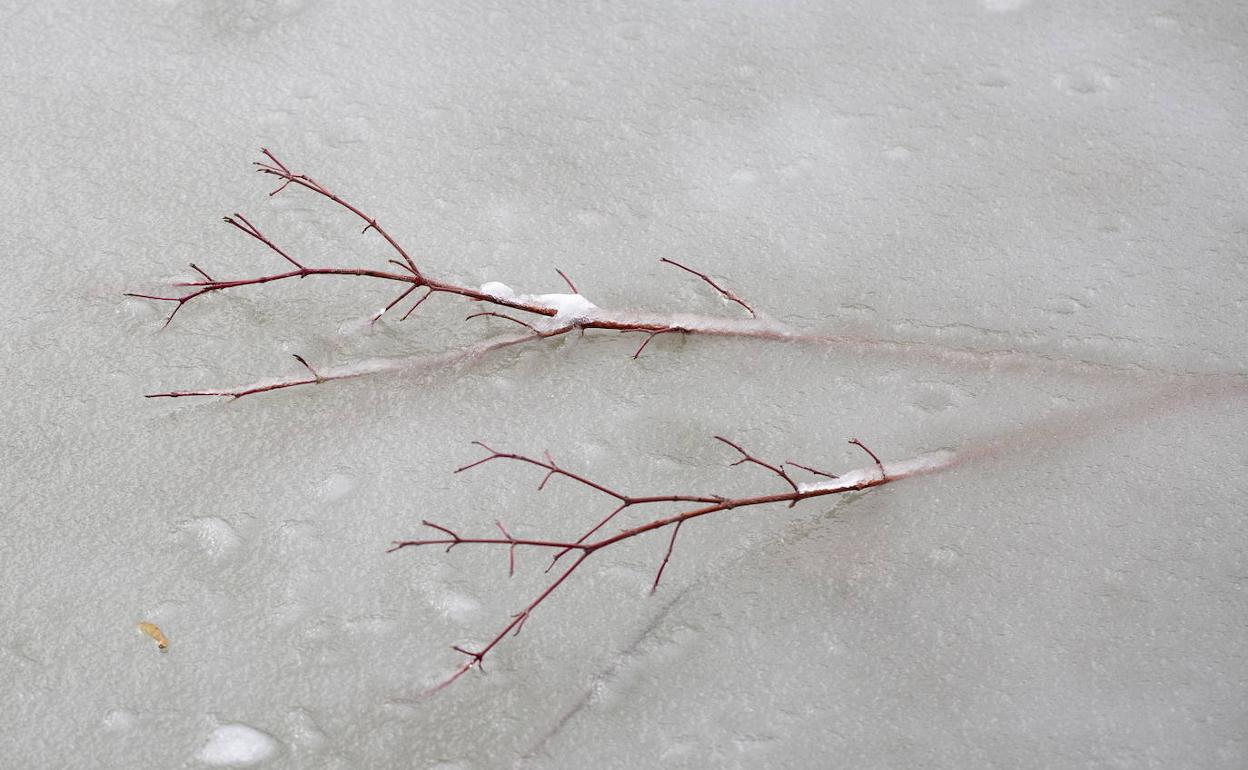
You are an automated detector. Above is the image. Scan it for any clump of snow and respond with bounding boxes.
[196,724,280,767]
[478,281,515,299]
[479,281,599,322]
[530,292,599,320]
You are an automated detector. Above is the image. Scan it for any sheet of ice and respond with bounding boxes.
[2,1,1245,769]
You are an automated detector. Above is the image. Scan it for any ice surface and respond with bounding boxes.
[2,0,1246,768]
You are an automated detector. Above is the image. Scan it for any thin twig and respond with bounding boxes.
[660,257,755,317]
[465,312,538,332]
[651,519,684,594]
[848,438,885,479]
[291,354,322,383]
[372,283,421,324]
[400,286,434,321]
[555,268,578,294]
[224,213,305,270]
[713,435,800,497]
[784,460,838,479]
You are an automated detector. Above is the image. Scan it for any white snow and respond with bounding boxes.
[797,450,957,493]
[195,724,279,767]
[480,281,599,322]
[530,292,599,321]
[478,281,515,299]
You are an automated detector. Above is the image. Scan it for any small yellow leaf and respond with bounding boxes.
[138,622,169,651]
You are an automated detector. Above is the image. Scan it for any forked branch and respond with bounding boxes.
[389,437,956,694]
[129,150,795,398]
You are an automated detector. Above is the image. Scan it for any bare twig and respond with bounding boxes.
[784,460,838,480]
[142,329,562,400]
[713,435,801,498]
[371,283,421,324]
[223,213,304,270]
[289,354,318,382]
[465,312,539,332]
[848,437,885,479]
[627,329,677,359]
[651,519,684,594]
[400,286,434,321]
[254,147,422,280]
[660,257,756,317]
[555,268,578,294]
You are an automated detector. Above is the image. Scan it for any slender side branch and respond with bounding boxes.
[784,460,838,479]
[627,329,678,359]
[713,435,801,499]
[651,519,684,594]
[555,268,578,293]
[465,312,538,332]
[848,437,885,479]
[371,283,421,324]
[418,552,593,695]
[254,147,423,280]
[223,213,304,270]
[660,257,756,317]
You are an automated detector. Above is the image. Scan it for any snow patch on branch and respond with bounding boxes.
[798,449,957,493]
[480,282,599,322]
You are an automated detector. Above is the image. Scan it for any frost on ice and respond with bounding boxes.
[195,724,280,767]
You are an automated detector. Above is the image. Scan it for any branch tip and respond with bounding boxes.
[292,354,322,382]
[555,268,578,293]
[848,438,883,467]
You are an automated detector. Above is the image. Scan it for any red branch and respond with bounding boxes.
[129,149,787,398]
[660,257,755,317]
[713,435,801,505]
[389,435,936,694]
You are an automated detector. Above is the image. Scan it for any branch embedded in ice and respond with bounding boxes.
[127,149,805,399]
[388,438,957,695]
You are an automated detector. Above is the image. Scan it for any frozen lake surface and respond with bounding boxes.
[2,1,1245,767]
